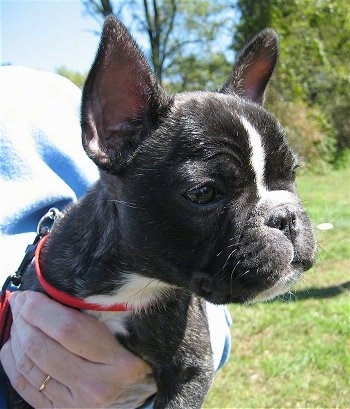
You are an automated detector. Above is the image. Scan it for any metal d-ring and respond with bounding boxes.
[37,207,61,237]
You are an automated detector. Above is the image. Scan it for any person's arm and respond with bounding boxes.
[0,291,157,408]
[1,290,231,408]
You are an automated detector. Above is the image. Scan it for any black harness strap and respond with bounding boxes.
[0,208,61,348]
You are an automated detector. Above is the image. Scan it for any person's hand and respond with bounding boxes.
[0,291,157,408]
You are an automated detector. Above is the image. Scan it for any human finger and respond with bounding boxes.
[10,314,156,408]
[10,291,122,362]
[9,291,157,407]
[9,312,77,407]
[0,334,55,408]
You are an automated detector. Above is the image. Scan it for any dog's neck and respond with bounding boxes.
[35,234,131,312]
[33,193,177,313]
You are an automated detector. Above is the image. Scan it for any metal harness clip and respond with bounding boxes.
[37,207,61,237]
[1,207,61,295]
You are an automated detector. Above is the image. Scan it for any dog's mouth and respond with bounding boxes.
[190,209,317,305]
[190,259,310,305]
[248,264,303,303]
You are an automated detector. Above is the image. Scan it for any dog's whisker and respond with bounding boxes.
[216,243,236,257]
[228,261,242,297]
[110,199,140,209]
[222,248,238,271]
[229,260,241,281]
[124,277,171,311]
[236,269,251,281]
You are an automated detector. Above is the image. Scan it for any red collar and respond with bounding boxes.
[0,290,12,347]
[34,235,130,312]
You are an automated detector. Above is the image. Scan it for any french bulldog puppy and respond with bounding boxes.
[10,16,316,409]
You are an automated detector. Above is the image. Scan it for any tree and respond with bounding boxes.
[234,0,350,168]
[56,66,87,88]
[232,0,270,52]
[81,0,235,90]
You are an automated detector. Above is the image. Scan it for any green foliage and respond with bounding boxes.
[77,0,348,168]
[334,148,350,170]
[235,0,350,169]
[162,0,235,92]
[233,0,271,51]
[81,0,235,89]
[164,52,232,93]
[56,66,87,89]
[266,88,336,172]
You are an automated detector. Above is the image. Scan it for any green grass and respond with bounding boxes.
[204,168,350,408]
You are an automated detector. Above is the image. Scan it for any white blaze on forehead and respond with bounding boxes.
[240,116,267,197]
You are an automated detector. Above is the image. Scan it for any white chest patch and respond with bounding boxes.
[86,310,132,336]
[84,273,175,335]
[240,116,267,198]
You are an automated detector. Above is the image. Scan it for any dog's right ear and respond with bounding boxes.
[81,16,169,173]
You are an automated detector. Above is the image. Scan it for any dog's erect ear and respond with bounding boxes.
[221,29,278,104]
[81,16,169,172]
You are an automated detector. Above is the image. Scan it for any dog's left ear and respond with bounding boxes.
[81,16,169,173]
[221,29,278,104]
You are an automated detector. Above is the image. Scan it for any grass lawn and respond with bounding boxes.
[204,168,350,408]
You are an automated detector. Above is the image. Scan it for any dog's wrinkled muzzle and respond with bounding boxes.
[189,193,316,305]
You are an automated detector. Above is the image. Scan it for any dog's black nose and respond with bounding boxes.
[267,206,298,241]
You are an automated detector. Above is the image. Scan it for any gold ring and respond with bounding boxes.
[39,375,51,392]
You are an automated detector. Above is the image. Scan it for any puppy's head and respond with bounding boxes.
[81,17,316,304]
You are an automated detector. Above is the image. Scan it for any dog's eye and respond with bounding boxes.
[185,186,223,205]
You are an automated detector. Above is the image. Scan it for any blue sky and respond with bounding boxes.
[1,0,236,74]
[1,0,102,72]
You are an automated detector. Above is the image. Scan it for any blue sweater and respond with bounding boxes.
[0,66,231,408]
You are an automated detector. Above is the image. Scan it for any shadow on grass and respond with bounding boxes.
[278,281,350,301]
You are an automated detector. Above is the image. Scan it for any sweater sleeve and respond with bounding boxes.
[0,66,99,276]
